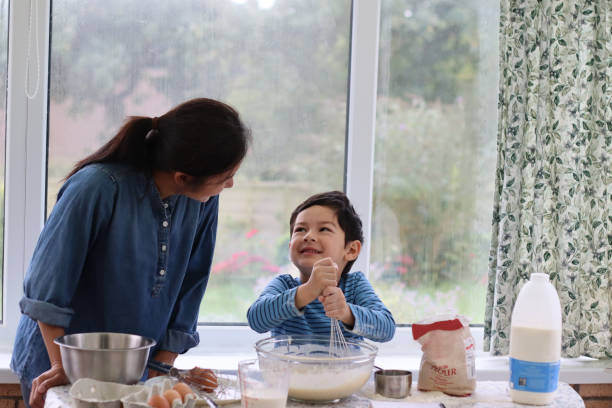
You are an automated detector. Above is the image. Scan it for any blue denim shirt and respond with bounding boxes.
[11,163,218,384]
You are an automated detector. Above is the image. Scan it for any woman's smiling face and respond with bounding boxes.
[182,164,240,203]
[289,205,355,278]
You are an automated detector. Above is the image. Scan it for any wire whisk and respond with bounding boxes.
[147,360,219,393]
[329,318,349,357]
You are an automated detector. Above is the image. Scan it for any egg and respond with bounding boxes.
[148,394,170,408]
[172,382,195,402]
[163,389,182,406]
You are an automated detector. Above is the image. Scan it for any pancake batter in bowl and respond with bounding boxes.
[288,362,372,402]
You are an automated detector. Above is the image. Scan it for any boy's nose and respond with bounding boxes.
[303,233,316,241]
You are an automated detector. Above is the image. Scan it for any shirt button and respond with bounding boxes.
[162,221,169,227]
[163,203,169,208]
[161,245,167,252]
[159,269,166,276]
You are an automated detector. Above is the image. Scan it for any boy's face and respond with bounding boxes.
[289,205,360,279]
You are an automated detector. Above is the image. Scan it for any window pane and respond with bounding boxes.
[0,0,8,321]
[48,0,351,322]
[371,0,499,324]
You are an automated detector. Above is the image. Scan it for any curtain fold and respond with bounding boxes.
[484,0,611,358]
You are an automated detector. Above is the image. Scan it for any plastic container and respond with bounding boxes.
[509,273,562,405]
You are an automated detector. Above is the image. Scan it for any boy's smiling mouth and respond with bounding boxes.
[300,247,322,254]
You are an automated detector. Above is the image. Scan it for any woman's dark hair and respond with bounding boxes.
[67,98,251,182]
[289,191,364,275]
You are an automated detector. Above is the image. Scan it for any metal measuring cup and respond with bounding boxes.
[374,367,412,398]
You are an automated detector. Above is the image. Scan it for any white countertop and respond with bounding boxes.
[44,379,585,408]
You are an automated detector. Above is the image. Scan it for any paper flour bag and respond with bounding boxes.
[412,314,476,396]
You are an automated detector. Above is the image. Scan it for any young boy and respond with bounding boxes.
[247,191,395,342]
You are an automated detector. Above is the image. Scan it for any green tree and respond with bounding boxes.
[50,0,351,185]
[373,0,496,288]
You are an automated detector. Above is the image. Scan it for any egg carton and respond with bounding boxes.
[121,377,203,408]
[69,378,147,408]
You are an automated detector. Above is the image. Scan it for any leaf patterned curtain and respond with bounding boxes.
[484,0,611,358]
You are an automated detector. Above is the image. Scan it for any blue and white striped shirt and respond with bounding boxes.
[247,271,395,342]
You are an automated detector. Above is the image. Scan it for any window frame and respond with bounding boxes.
[1,0,50,349]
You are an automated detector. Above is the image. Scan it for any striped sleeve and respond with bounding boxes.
[246,275,303,333]
[343,272,396,342]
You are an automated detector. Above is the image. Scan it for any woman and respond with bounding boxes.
[10,98,251,408]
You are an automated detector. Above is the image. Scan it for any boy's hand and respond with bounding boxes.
[319,286,355,328]
[306,257,339,296]
[295,258,339,309]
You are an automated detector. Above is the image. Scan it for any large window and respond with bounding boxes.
[48,0,351,322]
[371,0,499,324]
[1,1,501,349]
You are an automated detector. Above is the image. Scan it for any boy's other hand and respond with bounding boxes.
[319,286,354,328]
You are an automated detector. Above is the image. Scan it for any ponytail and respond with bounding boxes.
[66,117,154,179]
[66,98,251,180]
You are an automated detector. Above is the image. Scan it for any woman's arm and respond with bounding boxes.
[20,166,117,328]
[37,322,65,368]
[19,168,116,408]
[29,322,69,408]
[148,350,179,378]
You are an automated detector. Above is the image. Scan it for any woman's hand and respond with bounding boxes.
[319,286,355,328]
[32,322,68,408]
[29,362,69,408]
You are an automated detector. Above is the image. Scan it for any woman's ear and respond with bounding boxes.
[344,240,362,261]
[173,171,193,188]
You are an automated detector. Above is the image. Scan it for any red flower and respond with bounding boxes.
[399,255,414,266]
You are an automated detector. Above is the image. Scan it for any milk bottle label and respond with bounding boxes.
[509,358,560,393]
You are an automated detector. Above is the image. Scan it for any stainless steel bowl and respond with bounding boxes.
[255,335,377,403]
[55,332,156,384]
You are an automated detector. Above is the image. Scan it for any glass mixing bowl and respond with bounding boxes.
[255,335,378,403]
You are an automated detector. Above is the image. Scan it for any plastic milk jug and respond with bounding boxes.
[509,273,562,405]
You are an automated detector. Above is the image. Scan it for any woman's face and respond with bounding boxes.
[182,164,240,203]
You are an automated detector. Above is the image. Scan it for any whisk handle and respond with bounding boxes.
[147,359,179,376]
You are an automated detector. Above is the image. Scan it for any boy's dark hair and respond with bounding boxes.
[289,191,364,275]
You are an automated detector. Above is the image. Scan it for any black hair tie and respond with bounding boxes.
[145,117,159,141]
